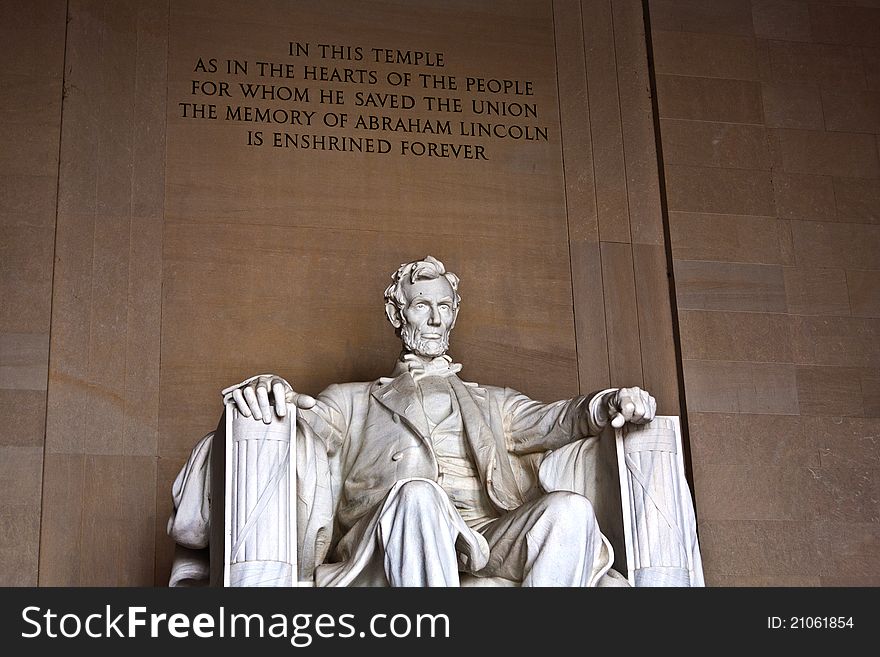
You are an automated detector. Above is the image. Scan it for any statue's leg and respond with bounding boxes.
[475,491,610,587]
[377,479,464,586]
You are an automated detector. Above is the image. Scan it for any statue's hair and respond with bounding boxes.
[383,256,460,333]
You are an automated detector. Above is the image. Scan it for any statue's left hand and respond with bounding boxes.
[608,386,656,429]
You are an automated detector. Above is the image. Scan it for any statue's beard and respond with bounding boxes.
[401,323,450,357]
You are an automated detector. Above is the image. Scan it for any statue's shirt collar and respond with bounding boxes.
[390,353,463,381]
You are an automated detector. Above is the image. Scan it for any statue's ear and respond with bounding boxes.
[385,301,402,329]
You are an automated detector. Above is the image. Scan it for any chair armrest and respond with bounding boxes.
[615,416,704,587]
[214,397,337,587]
[218,398,298,586]
[538,416,704,587]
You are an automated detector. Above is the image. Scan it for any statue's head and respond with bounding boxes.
[384,256,461,358]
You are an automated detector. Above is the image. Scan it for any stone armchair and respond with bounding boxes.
[167,396,704,588]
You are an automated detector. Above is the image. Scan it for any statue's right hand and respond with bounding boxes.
[222,374,317,424]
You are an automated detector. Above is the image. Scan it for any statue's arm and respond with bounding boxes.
[221,373,350,453]
[296,383,351,454]
[500,389,606,454]
[501,386,656,454]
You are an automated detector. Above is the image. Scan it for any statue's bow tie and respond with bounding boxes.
[402,354,462,381]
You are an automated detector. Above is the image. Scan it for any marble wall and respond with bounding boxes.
[650,0,880,585]
[0,0,66,585]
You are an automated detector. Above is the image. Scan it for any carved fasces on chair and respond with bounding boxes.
[616,417,704,587]
[221,397,298,586]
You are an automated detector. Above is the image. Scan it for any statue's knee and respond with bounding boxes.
[543,490,595,521]
[396,479,444,509]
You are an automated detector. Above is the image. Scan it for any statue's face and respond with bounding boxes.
[399,277,457,357]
